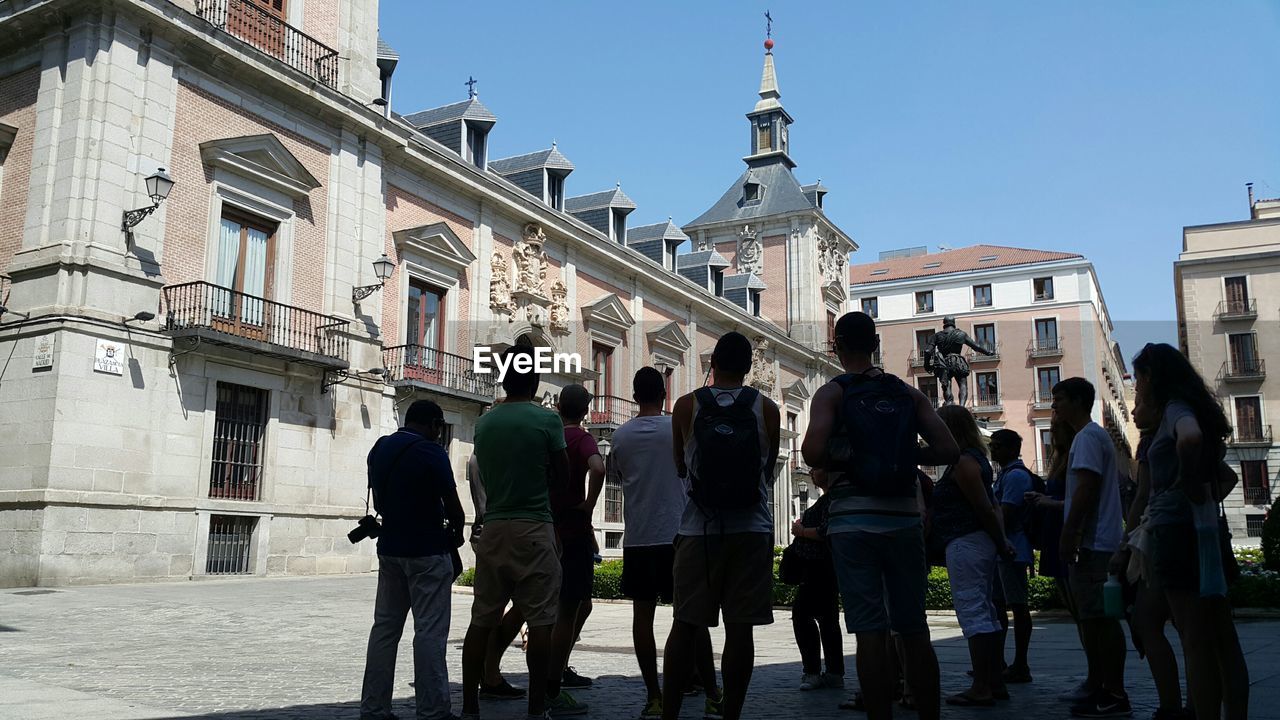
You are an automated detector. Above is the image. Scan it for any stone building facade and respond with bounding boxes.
[850,245,1134,474]
[0,0,853,585]
[1176,193,1280,543]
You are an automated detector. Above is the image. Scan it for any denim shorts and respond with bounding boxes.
[829,527,929,635]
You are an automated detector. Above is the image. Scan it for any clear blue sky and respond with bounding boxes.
[380,1,1280,358]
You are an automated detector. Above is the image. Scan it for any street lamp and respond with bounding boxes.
[797,479,810,506]
[352,253,396,302]
[122,168,175,234]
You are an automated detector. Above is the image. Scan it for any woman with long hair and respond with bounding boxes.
[932,405,1015,706]
[1132,342,1249,720]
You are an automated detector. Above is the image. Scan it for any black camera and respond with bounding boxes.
[348,515,381,544]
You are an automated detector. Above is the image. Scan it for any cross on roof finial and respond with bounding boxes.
[765,10,772,39]
[465,76,478,98]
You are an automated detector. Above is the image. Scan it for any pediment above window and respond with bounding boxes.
[582,293,635,346]
[784,379,810,408]
[647,321,691,367]
[393,222,476,277]
[199,134,321,199]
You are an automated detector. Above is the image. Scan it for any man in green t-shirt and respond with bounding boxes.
[461,345,569,720]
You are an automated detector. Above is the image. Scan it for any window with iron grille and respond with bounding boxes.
[1241,460,1271,505]
[210,383,269,500]
[206,514,257,575]
[605,531,623,550]
[1246,514,1265,538]
[604,476,623,523]
[918,376,939,406]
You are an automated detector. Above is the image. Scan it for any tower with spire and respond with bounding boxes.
[682,26,857,351]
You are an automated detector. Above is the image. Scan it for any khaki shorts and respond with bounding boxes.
[672,532,774,627]
[470,519,561,628]
[1067,548,1112,620]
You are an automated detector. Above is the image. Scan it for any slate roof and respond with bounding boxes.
[684,159,815,230]
[723,272,768,291]
[376,37,399,61]
[488,146,575,175]
[628,220,689,244]
[565,186,636,212]
[801,181,828,208]
[402,98,496,128]
[676,250,731,269]
[849,244,1084,285]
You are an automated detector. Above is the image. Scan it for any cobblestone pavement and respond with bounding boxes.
[0,576,1276,720]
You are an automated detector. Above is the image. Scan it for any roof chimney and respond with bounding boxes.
[1247,182,1255,219]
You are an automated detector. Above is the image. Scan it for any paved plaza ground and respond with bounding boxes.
[0,575,1275,720]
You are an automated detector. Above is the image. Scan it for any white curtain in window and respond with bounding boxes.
[242,227,269,326]
[213,218,241,318]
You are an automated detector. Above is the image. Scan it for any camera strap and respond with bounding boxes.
[368,435,428,518]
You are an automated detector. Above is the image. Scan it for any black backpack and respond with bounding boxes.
[833,371,919,499]
[689,386,763,511]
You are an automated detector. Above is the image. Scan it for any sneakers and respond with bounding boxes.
[799,673,822,690]
[1071,690,1133,718]
[1059,681,1095,703]
[546,690,589,717]
[704,695,724,720]
[639,697,663,719]
[562,666,593,689]
[480,678,526,699]
[821,673,845,689]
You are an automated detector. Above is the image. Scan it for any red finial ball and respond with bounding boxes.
[764,38,774,50]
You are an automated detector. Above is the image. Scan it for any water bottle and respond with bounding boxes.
[1103,574,1124,619]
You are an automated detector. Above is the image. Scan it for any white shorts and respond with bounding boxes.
[945,530,1002,638]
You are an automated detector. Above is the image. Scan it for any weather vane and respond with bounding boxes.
[465,76,478,98]
[765,10,772,39]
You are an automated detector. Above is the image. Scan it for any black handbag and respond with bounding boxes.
[779,542,807,586]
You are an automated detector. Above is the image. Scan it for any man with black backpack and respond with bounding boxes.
[360,399,466,720]
[660,331,781,720]
[802,312,959,720]
[989,429,1040,685]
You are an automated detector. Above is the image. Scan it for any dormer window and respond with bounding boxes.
[664,241,679,271]
[465,121,488,170]
[611,208,628,244]
[713,268,725,297]
[744,182,762,203]
[750,290,762,317]
[547,172,566,210]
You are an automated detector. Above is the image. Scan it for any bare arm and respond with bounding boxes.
[579,454,606,513]
[1173,414,1206,504]
[801,382,841,469]
[763,398,782,478]
[672,393,694,478]
[912,386,960,466]
[467,455,487,521]
[1061,468,1101,562]
[1126,459,1150,531]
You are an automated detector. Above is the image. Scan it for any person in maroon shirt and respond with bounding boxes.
[543,384,606,715]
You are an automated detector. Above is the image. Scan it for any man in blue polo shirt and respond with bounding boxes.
[989,428,1035,684]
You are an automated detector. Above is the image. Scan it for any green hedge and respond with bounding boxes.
[455,545,1279,610]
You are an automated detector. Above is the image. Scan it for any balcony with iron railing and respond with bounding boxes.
[1219,358,1266,383]
[1030,390,1053,411]
[1215,299,1258,322]
[586,395,639,428]
[1244,484,1273,506]
[382,345,496,405]
[909,349,927,368]
[972,392,1003,414]
[195,0,339,89]
[966,341,1000,363]
[1028,337,1064,359]
[162,281,349,369]
[1230,425,1273,447]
